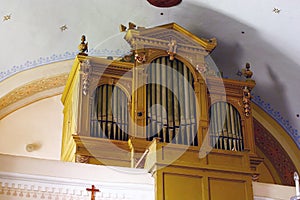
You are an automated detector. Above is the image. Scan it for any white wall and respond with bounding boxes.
[253,182,296,200]
[0,153,154,200]
[0,95,63,160]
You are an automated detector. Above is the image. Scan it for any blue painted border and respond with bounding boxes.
[0,49,129,82]
[0,51,299,148]
[252,95,300,149]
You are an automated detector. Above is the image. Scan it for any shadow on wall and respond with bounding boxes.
[172,1,300,147]
[264,64,286,113]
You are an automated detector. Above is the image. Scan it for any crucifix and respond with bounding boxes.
[86,185,100,200]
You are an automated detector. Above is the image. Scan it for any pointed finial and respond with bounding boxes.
[128,22,136,29]
[120,24,127,32]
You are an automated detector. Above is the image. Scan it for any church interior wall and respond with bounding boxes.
[0,153,295,200]
[0,95,63,160]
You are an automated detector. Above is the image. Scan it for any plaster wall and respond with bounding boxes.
[0,95,63,160]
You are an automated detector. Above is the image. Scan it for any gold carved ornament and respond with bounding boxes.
[242,86,252,117]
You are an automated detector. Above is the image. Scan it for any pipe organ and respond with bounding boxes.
[209,102,244,151]
[90,84,129,140]
[61,23,261,200]
[146,56,197,146]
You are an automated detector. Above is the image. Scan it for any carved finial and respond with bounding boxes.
[120,24,127,32]
[128,22,136,29]
[78,35,88,56]
[242,62,253,80]
[120,22,138,32]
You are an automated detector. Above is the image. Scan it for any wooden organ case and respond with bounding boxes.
[61,23,261,200]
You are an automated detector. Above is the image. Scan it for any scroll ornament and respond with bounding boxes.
[76,154,90,163]
[196,63,207,74]
[242,86,252,117]
[135,50,146,63]
[81,59,91,95]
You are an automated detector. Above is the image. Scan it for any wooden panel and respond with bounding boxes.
[209,178,247,200]
[163,173,204,200]
[207,151,246,169]
[74,136,131,167]
[162,145,201,164]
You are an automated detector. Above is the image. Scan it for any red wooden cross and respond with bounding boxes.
[86,185,100,200]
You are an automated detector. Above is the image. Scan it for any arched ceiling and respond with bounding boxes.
[0,0,299,148]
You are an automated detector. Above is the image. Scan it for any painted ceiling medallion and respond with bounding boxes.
[3,14,11,21]
[273,8,281,14]
[147,0,182,7]
[60,25,68,32]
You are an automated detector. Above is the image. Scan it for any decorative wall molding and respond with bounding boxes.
[0,74,68,119]
[254,118,297,186]
[0,172,153,200]
[0,153,154,200]
[252,95,300,148]
[0,74,68,111]
[0,171,289,200]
